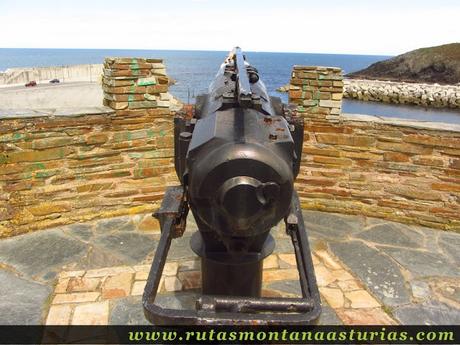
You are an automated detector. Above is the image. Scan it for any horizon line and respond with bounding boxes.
[0,46,394,57]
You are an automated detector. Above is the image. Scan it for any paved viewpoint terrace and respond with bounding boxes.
[0,210,458,325]
[0,211,460,325]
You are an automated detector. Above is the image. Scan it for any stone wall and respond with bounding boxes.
[0,57,177,238]
[2,60,460,237]
[344,79,460,108]
[290,66,460,232]
[289,66,343,123]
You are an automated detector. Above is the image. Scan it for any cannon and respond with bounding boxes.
[142,47,321,325]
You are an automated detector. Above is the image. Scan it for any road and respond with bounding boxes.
[0,81,103,108]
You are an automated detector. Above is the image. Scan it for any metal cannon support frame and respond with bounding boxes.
[142,186,321,325]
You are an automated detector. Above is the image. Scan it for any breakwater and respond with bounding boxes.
[344,79,460,109]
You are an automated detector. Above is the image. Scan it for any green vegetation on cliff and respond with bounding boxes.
[348,43,460,84]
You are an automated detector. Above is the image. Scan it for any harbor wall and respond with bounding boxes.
[0,64,103,85]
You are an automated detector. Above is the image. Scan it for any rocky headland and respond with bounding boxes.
[347,43,460,85]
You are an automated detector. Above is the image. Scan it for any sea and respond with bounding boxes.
[1,48,460,124]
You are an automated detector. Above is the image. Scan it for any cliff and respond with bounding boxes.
[347,43,460,85]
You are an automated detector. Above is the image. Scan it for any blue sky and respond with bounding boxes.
[0,0,459,55]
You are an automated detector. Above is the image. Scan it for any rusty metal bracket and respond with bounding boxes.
[142,188,321,325]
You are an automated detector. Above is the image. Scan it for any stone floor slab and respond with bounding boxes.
[355,223,423,248]
[2,209,459,326]
[303,210,365,240]
[379,247,460,278]
[329,241,410,306]
[0,270,51,325]
[93,232,157,264]
[267,280,302,296]
[317,304,343,325]
[64,224,94,242]
[394,301,460,325]
[0,230,87,279]
[438,232,460,265]
[168,235,196,261]
[94,216,134,234]
[110,296,148,325]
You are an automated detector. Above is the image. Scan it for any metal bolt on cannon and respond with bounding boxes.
[142,47,321,325]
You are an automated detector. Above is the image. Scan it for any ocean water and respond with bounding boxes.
[1,48,460,124]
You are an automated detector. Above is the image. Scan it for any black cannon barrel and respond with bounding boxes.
[172,47,304,297]
[143,48,321,325]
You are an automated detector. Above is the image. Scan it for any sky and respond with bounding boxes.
[0,0,459,55]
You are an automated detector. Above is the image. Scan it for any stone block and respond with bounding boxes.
[302,147,341,157]
[67,277,101,293]
[316,133,376,147]
[3,147,74,163]
[332,93,343,101]
[86,133,109,145]
[137,214,161,232]
[177,271,201,290]
[383,152,410,162]
[404,134,460,149]
[336,308,396,325]
[313,156,353,166]
[85,266,134,278]
[55,278,70,294]
[432,182,460,193]
[131,280,146,296]
[101,272,133,299]
[178,259,200,272]
[263,269,299,282]
[164,276,183,292]
[320,287,345,308]
[71,301,109,325]
[319,100,342,108]
[377,141,432,155]
[52,292,100,304]
[385,185,443,201]
[263,255,279,269]
[46,304,73,325]
[315,250,342,270]
[163,261,179,276]
[32,137,75,149]
[337,280,362,292]
[412,156,444,167]
[277,254,296,267]
[345,290,381,309]
[314,265,336,287]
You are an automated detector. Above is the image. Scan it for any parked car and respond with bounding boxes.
[49,79,60,84]
[25,81,37,87]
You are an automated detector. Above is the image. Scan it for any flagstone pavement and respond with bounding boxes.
[0,210,458,325]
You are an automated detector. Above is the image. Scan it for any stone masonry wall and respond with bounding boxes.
[290,66,460,232]
[289,66,343,123]
[2,60,459,237]
[0,57,177,238]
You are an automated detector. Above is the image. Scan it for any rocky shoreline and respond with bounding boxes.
[343,79,460,109]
